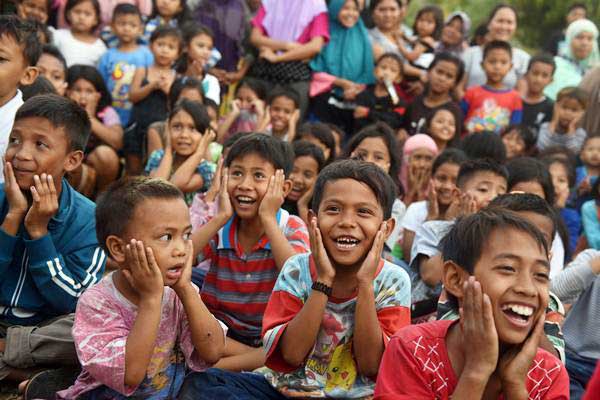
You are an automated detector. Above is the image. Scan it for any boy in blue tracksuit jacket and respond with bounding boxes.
[0,94,106,389]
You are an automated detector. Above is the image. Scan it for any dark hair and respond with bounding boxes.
[428,51,465,84]
[556,86,588,109]
[592,176,600,204]
[175,22,214,74]
[20,75,56,100]
[41,44,68,76]
[527,53,557,74]
[204,97,218,114]
[235,78,267,101]
[150,0,191,25]
[376,53,404,77]
[469,23,488,46]
[326,123,346,145]
[487,3,518,27]
[343,122,401,193]
[225,133,294,176]
[15,94,90,152]
[490,193,557,237]
[293,140,326,172]
[96,177,184,253]
[311,159,397,219]
[568,2,588,13]
[432,148,468,175]
[112,3,142,21]
[149,25,183,50]
[267,86,300,109]
[169,99,210,134]
[29,19,52,44]
[370,0,407,12]
[457,158,509,189]
[460,131,507,163]
[297,122,337,163]
[441,207,549,275]
[506,157,555,206]
[538,145,578,171]
[67,64,112,113]
[413,5,444,40]
[0,15,42,66]
[483,39,512,60]
[501,124,537,155]
[425,106,462,147]
[223,131,247,151]
[64,0,101,31]
[542,156,576,188]
[168,76,204,110]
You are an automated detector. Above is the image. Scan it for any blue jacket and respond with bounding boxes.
[0,179,106,325]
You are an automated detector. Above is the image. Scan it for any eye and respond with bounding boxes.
[358,208,374,216]
[497,265,515,273]
[8,136,20,144]
[325,205,340,213]
[183,232,192,240]
[231,170,242,177]
[254,172,266,180]
[535,272,550,282]
[36,140,49,149]
[159,233,172,241]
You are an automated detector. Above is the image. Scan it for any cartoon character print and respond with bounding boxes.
[324,341,357,392]
[466,98,511,134]
[111,62,137,109]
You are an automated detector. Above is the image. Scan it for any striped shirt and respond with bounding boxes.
[200,209,309,345]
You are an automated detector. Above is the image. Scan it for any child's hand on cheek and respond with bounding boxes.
[216,168,233,221]
[444,188,462,220]
[171,240,194,295]
[356,222,387,287]
[309,216,336,286]
[3,161,28,217]
[24,174,59,239]
[122,239,164,302]
[258,169,286,224]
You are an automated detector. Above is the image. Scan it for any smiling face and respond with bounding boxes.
[317,178,386,269]
[288,155,319,202]
[338,0,360,29]
[429,109,456,145]
[502,130,525,159]
[351,136,391,173]
[17,0,49,24]
[487,7,517,42]
[169,110,201,156]
[122,197,192,286]
[187,33,213,68]
[460,171,508,210]
[270,96,296,134]
[68,0,98,34]
[482,48,513,85]
[37,53,67,96]
[432,162,460,206]
[441,18,463,47]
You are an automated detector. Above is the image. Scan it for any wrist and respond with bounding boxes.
[356,279,374,291]
[312,280,333,296]
[502,380,528,400]
[26,224,48,240]
[5,210,26,222]
[316,274,335,287]
[174,282,195,298]
[138,294,163,310]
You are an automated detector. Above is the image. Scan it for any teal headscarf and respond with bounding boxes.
[310,0,374,85]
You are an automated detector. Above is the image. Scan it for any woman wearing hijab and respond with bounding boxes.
[436,11,471,57]
[545,19,600,101]
[248,0,329,115]
[310,0,375,136]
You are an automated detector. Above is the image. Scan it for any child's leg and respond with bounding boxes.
[86,145,121,192]
[66,164,97,198]
[213,337,265,372]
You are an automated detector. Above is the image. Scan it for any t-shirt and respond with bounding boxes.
[354,84,406,131]
[401,200,429,233]
[51,28,107,66]
[374,320,570,400]
[401,95,463,136]
[260,253,411,399]
[462,45,530,89]
[522,97,554,135]
[57,273,226,399]
[461,85,523,134]
[98,46,154,125]
[536,122,587,154]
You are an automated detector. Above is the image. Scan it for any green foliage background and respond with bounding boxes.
[407,0,600,50]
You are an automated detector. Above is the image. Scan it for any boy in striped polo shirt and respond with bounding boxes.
[192,133,310,372]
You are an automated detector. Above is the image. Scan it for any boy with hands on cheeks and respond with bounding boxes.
[58,177,226,399]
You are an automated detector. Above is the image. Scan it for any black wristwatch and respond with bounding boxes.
[312,281,333,297]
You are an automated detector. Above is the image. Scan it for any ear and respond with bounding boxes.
[382,217,395,240]
[106,235,126,263]
[442,260,469,301]
[282,178,293,197]
[63,150,84,173]
[20,66,39,86]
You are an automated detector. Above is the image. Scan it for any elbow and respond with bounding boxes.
[201,347,224,366]
[124,370,145,388]
[281,347,307,368]
[357,359,381,378]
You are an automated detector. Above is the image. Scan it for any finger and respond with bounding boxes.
[462,278,473,332]
[482,293,496,335]
[47,175,57,203]
[33,175,44,195]
[145,246,160,272]
[137,240,150,271]
[121,269,135,288]
[125,243,137,272]
[30,185,41,203]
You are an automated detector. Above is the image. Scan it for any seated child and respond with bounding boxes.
[0,94,106,392]
[501,124,537,159]
[217,78,267,143]
[57,177,226,399]
[283,140,326,224]
[257,87,301,142]
[36,45,68,96]
[0,16,40,184]
[375,208,569,399]
[574,136,600,210]
[354,53,406,132]
[537,86,588,154]
[582,179,600,250]
[425,106,460,151]
[460,131,507,163]
[295,122,337,164]
[180,159,411,399]
[522,53,555,135]
[145,99,215,206]
[462,40,523,134]
[192,133,310,371]
[400,134,438,206]
[16,0,50,25]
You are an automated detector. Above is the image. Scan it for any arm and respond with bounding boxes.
[266,37,325,63]
[398,41,427,63]
[129,67,156,104]
[148,150,173,180]
[551,249,600,303]
[216,104,241,143]
[353,279,385,377]
[250,27,292,52]
[402,229,415,263]
[90,118,123,150]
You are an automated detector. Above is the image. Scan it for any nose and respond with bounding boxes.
[172,239,187,257]
[338,210,357,228]
[512,272,538,298]
[15,144,33,161]
[238,173,252,189]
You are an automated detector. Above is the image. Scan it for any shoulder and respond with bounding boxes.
[65,181,96,221]
[276,253,313,293]
[462,46,481,61]
[512,47,531,61]
[528,349,569,393]
[392,320,453,344]
[376,260,411,293]
[582,200,597,213]
[285,214,308,230]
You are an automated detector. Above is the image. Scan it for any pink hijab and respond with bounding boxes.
[399,134,439,193]
[261,0,327,42]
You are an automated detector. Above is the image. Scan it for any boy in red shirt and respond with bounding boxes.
[375,208,569,399]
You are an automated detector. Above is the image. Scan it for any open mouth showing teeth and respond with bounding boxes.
[236,196,255,205]
[501,304,534,323]
[334,236,360,249]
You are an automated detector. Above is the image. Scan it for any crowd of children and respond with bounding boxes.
[1,0,600,399]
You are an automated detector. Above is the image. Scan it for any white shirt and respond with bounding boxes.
[51,28,107,67]
[401,200,429,232]
[0,90,24,184]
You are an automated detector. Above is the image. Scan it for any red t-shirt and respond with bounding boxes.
[374,320,569,400]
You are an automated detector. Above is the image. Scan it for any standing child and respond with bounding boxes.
[522,54,556,135]
[125,26,182,175]
[400,134,438,206]
[217,78,267,142]
[537,86,588,153]
[179,159,411,399]
[575,136,600,210]
[36,45,68,96]
[257,87,301,142]
[425,106,460,151]
[501,124,537,159]
[97,4,154,126]
[145,100,215,206]
[51,0,107,66]
[57,177,225,399]
[462,40,523,134]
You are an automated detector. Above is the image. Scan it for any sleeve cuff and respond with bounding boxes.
[23,234,58,265]
[0,228,19,259]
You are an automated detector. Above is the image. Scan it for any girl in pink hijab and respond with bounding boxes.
[400,134,439,205]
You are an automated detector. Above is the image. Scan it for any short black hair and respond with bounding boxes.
[506,157,555,206]
[441,207,549,275]
[542,155,576,188]
[376,52,404,76]
[169,99,210,134]
[297,122,337,163]
[225,133,294,176]
[41,44,68,76]
[490,193,557,238]
[483,40,512,60]
[428,51,465,84]
[67,64,112,112]
[96,177,184,253]
[457,158,509,189]
[64,0,101,31]
[293,140,326,172]
[460,131,507,163]
[168,76,204,110]
[150,25,183,50]
[223,131,247,151]
[556,86,588,109]
[0,15,42,66]
[20,75,56,100]
[527,53,556,74]
[15,94,91,152]
[235,77,267,101]
[267,86,300,109]
[311,159,397,219]
[112,3,142,21]
[150,0,191,25]
[432,148,468,175]
[501,124,537,155]
[568,2,587,13]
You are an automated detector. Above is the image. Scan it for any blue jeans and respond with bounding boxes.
[566,351,598,400]
[179,368,286,400]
